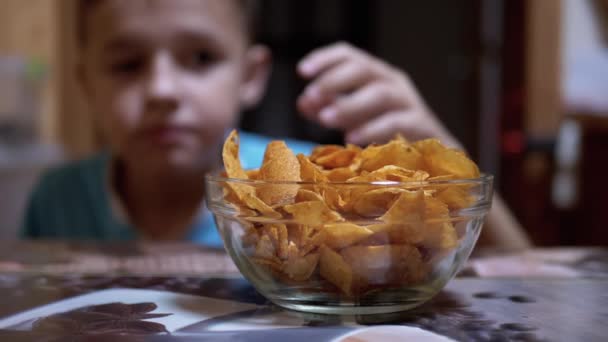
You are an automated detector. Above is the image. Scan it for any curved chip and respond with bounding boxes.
[360,140,424,172]
[257,141,301,205]
[322,222,374,249]
[283,201,343,226]
[320,245,353,296]
[413,139,480,179]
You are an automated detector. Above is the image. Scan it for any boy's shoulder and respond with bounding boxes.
[35,153,108,192]
[239,131,315,169]
[22,152,112,238]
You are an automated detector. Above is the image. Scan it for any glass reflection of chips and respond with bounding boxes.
[221,130,480,297]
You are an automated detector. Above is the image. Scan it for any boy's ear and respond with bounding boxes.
[239,44,272,109]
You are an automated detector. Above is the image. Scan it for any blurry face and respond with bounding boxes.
[81,0,267,172]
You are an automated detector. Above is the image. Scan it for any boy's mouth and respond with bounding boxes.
[139,124,196,146]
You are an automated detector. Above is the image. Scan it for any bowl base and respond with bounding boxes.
[271,298,430,315]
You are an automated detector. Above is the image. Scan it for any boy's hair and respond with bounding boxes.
[76,0,260,46]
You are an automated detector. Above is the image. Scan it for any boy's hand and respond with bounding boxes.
[297,42,459,147]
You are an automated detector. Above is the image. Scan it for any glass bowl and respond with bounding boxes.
[205,172,493,315]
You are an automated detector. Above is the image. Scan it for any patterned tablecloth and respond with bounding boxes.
[0,241,606,341]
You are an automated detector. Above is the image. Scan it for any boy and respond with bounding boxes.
[22,0,530,250]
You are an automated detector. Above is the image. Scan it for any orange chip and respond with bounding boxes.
[341,245,427,286]
[254,234,276,259]
[315,145,361,169]
[302,230,327,255]
[310,145,343,163]
[246,169,260,180]
[325,166,358,182]
[287,224,313,248]
[423,221,458,251]
[295,189,324,203]
[421,196,458,250]
[320,245,353,296]
[322,222,374,249]
[241,192,282,219]
[257,141,301,205]
[242,226,260,248]
[380,190,426,225]
[435,185,475,210]
[366,223,424,245]
[222,130,248,180]
[352,188,404,217]
[320,185,347,211]
[251,256,283,272]
[283,201,343,226]
[360,140,424,172]
[285,241,299,260]
[260,223,289,259]
[222,131,281,218]
[413,139,480,179]
[298,154,328,183]
[282,251,320,281]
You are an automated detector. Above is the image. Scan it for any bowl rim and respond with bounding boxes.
[205,169,493,187]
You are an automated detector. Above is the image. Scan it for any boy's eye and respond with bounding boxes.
[183,50,217,70]
[196,51,213,64]
[109,58,145,75]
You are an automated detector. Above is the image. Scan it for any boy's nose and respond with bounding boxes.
[145,53,179,112]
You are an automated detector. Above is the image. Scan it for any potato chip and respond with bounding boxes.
[360,140,424,172]
[413,139,480,178]
[251,256,283,271]
[222,130,281,218]
[260,223,289,259]
[254,234,276,259]
[257,141,301,205]
[352,188,404,217]
[341,245,426,286]
[298,154,328,183]
[241,192,282,219]
[242,226,260,248]
[285,241,299,260]
[366,223,424,245]
[295,189,324,203]
[283,201,343,226]
[310,145,343,163]
[423,221,458,250]
[343,167,429,211]
[246,169,260,180]
[222,130,249,180]
[435,185,474,210]
[380,190,426,225]
[315,145,361,169]
[323,222,374,249]
[325,166,358,182]
[320,245,353,295]
[282,251,320,281]
[320,185,347,211]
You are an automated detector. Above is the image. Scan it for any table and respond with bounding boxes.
[0,241,606,341]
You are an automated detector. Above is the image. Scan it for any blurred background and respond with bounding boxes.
[0,0,606,245]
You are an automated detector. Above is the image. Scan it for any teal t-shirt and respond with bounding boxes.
[21,131,314,247]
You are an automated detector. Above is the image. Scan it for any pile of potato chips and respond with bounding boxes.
[221,130,480,297]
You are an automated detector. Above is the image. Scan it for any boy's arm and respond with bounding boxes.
[297,42,534,250]
[478,194,533,251]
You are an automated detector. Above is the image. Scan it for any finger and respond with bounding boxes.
[298,42,363,78]
[303,60,376,100]
[297,89,336,120]
[318,82,410,129]
[345,111,429,145]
